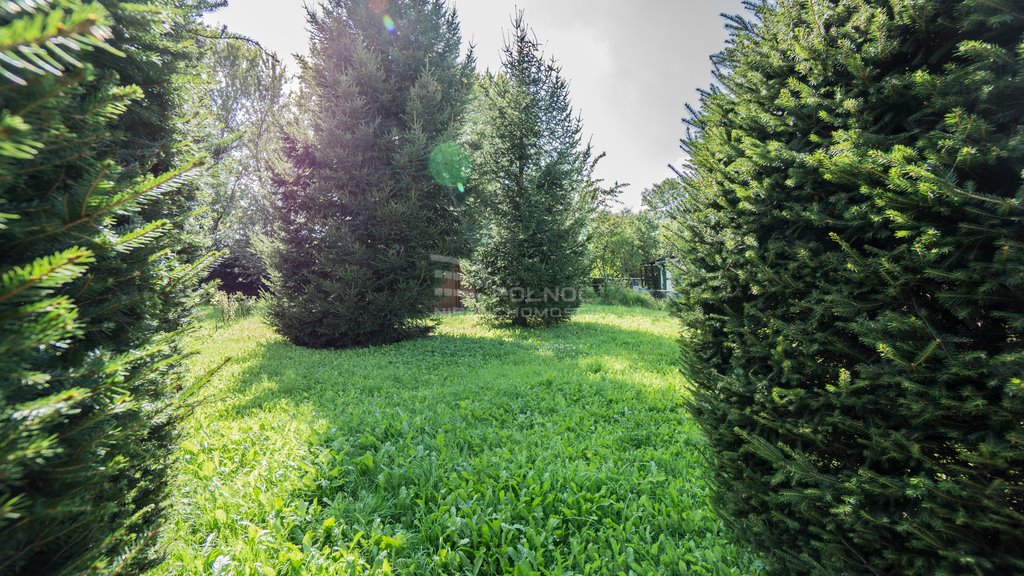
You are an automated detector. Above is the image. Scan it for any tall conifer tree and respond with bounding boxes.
[673,1,1024,573]
[265,0,474,348]
[468,13,596,326]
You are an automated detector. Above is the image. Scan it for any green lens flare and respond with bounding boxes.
[429,142,471,192]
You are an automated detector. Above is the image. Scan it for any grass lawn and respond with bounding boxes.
[153,305,763,575]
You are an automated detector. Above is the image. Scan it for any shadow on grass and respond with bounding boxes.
[182,309,763,574]
[222,313,679,419]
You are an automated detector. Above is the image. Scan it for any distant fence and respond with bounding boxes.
[431,255,475,312]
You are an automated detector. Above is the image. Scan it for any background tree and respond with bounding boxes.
[588,209,658,280]
[188,39,288,294]
[467,12,597,326]
[641,176,683,257]
[264,0,474,348]
[0,1,217,573]
[673,1,1023,574]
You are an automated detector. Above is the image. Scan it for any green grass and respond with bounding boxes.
[153,305,763,575]
[585,284,667,310]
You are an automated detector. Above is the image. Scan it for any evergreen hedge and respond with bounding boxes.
[674,1,1023,574]
[0,1,213,573]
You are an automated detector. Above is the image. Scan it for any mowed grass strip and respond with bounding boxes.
[154,305,763,575]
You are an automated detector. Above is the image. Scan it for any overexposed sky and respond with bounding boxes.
[203,0,746,209]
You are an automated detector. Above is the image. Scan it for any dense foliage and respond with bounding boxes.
[264,0,474,348]
[0,1,215,573]
[588,209,659,280]
[641,177,683,258]
[467,13,597,326]
[192,39,287,295]
[673,0,1024,574]
[587,281,665,310]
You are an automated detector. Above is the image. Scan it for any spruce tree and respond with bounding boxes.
[467,13,596,326]
[96,0,226,267]
[0,1,215,573]
[264,0,474,349]
[673,1,1023,574]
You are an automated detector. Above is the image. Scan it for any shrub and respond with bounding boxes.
[673,1,1023,574]
[0,1,213,573]
[264,0,474,349]
[211,290,261,325]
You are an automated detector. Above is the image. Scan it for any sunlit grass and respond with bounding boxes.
[153,305,763,575]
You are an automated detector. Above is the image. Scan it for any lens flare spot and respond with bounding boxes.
[382,14,396,34]
[429,142,472,193]
[368,0,389,15]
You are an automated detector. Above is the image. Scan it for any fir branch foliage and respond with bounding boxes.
[0,0,119,85]
[0,246,92,303]
[673,1,1024,574]
[0,0,217,573]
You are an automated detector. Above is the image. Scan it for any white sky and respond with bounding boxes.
[203,0,747,210]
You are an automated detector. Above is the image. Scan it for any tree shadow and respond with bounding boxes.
[219,313,680,419]
[178,309,762,573]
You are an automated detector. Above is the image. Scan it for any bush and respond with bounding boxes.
[673,1,1023,574]
[0,2,213,573]
[211,290,261,325]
